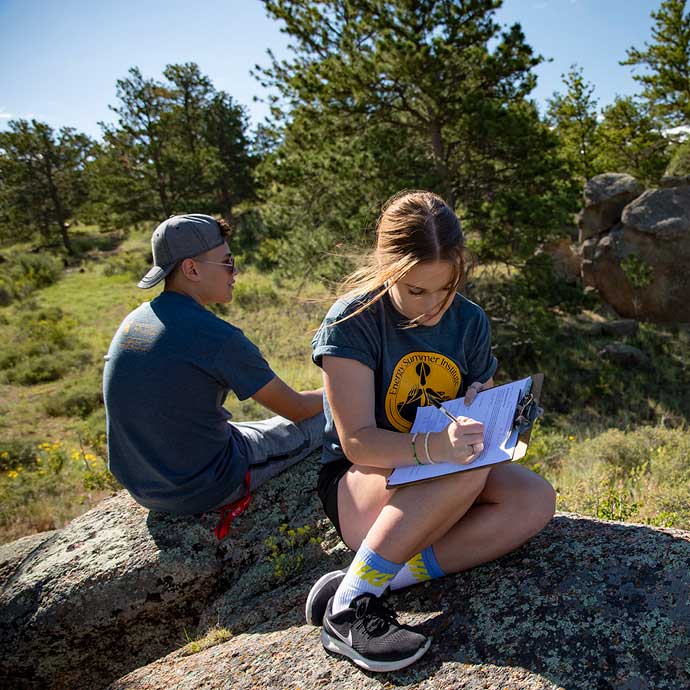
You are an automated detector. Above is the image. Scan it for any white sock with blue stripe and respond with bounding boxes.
[389,545,446,591]
[332,541,403,615]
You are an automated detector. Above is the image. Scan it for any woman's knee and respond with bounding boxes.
[485,463,555,529]
[522,471,556,531]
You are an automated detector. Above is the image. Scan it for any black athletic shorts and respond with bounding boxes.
[317,457,351,542]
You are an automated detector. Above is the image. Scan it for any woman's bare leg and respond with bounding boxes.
[430,463,555,572]
[338,464,491,561]
[338,463,555,569]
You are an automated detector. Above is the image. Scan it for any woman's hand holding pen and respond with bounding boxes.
[428,418,485,465]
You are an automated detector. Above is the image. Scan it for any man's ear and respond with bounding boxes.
[179,258,201,282]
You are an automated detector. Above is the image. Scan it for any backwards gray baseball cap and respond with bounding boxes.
[138,214,225,289]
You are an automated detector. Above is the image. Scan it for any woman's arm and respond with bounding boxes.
[252,376,323,422]
[323,355,484,468]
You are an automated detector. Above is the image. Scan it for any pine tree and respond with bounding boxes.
[546,65,601,184]
[92,64,255,227]
[257,0,575,266]
[622,0,690,127]
[0,120,93,252]
[596,96,670,185]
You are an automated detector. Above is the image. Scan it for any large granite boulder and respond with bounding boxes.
[578,173,645,242]
[110,515,690,690]
[0,453,328,690]
[623,185,690,239]
[580,184,690,321]
[0,491,228,689]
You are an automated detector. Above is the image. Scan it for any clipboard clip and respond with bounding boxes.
[513,392,543,434]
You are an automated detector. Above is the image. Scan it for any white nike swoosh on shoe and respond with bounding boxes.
[331,624,353,647]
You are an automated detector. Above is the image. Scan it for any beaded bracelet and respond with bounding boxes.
[411,432,422,465]
[423,431,436,464]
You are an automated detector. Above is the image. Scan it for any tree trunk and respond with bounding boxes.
[218,181,234,225]
[429,120,456,208]
[43,154,73,255]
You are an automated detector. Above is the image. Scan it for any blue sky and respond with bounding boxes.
[1,0,660,139]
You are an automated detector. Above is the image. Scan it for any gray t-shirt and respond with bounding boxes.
[103,291,275,513]
[311,292,497,464]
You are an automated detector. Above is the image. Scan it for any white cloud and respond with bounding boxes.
[0,107,13,120]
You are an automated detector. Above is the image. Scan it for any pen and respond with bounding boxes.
[430,399,460,424]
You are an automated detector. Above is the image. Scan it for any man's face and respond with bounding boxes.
[193,242,237,305]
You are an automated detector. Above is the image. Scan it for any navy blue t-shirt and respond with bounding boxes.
[103,291,275,513]
[311,292,497,464]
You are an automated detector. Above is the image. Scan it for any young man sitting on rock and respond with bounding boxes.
[103,214,324,515]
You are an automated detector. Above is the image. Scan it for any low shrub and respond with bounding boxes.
[101,251,151,280]
[4,351,92,385]
[527,426,690,530]
[0,439,38,472]
[0,306,92,385]
[0,438,119,543]
[0,253,63,304]
[232,278,279,310]
[44,375,103,419]
[264,523,320,583]
[70,232,121,255]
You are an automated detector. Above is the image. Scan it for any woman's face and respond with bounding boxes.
[388,260,457,326]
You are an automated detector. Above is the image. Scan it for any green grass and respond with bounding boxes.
[0,241,327,542]
[1,235,689,543]
[521,424,690,528]
[180,627,234,657]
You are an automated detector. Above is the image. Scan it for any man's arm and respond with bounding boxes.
[251,376,323,422]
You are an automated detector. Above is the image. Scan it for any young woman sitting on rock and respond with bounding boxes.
[306,190,556,672]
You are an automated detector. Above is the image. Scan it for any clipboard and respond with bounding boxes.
[511,372,544,462]
[386,373,544,488]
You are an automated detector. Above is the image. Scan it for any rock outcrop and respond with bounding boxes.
[578,173,690,322]
[0,452,338,690]
[2,455,690,690]
[0,492,228,689]
[578,173,645,242]
[114,515,690,690]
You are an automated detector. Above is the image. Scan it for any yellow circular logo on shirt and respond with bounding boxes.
[384,352,462,432]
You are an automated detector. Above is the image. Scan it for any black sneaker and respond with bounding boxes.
[305,569,347,626]
[321,593,431,672]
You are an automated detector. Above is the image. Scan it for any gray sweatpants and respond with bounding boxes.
[214,412,324,506]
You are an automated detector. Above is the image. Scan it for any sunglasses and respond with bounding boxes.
[196,256,236,273]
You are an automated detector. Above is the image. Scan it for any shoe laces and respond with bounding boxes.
[352,594,399,635]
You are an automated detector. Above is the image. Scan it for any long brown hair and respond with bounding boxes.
[335,190,466,327]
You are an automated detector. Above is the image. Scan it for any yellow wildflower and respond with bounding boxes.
[7,470,18,479]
